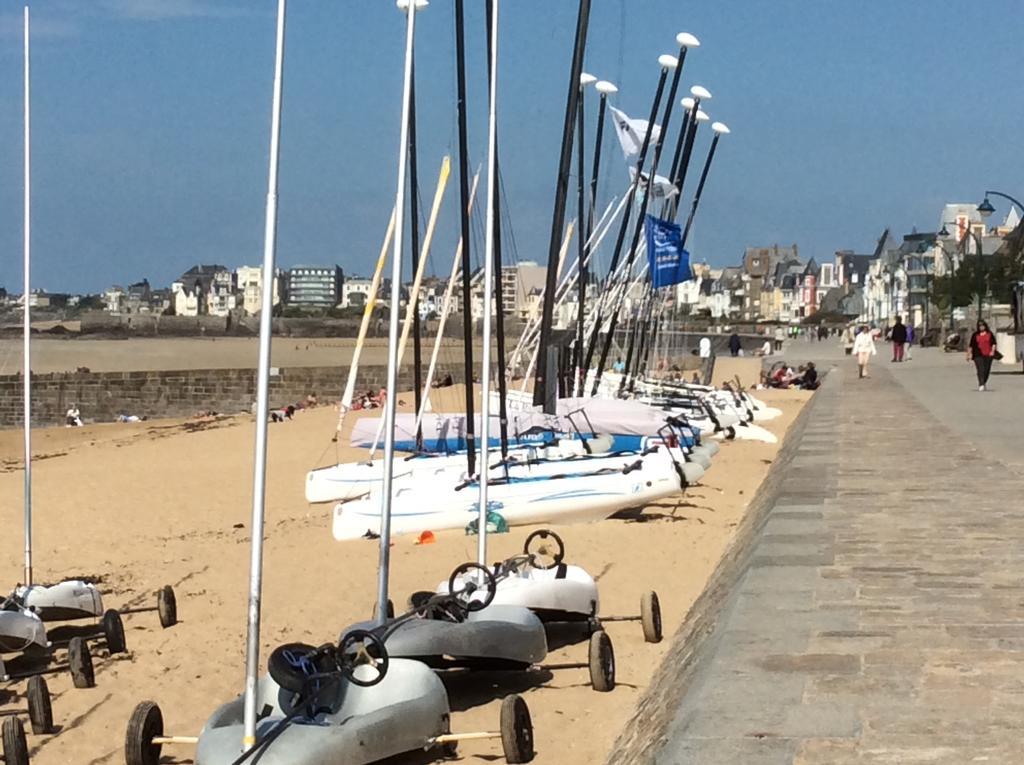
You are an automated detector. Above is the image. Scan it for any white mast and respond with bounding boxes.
[241,0,287,751]
[22,5,32,587]
[477,0,499,566]
[377,0,423,619]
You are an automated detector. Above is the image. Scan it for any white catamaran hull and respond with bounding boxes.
[332,455,682,541]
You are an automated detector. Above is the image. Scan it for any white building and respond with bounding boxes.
[341,277,374,309]
[236,266,282,315]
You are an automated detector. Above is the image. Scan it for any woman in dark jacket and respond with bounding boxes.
[967,320,997,391]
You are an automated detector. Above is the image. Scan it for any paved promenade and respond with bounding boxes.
[651,345,1024,764]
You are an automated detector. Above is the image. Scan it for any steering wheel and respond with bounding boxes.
[338,629,389,688]
[523,529,565,570]
[447,562,497,613]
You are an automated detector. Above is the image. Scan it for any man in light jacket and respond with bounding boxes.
[853,325,876,379]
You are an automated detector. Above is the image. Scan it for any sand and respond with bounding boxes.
[0,386,809,765]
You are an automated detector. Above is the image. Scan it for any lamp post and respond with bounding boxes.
[940,222,985,321]
[978,190,1024,219]
[936,225,960,332]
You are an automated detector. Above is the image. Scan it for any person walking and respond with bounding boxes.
[852,325,876,379]
[905,324,914,361]
[842,325,855,356]
[967,319,998,391]
[890,315,907,362]
[728,332,741,357]
[773,325,785,352]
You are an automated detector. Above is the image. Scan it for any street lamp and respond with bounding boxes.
[978,190,1024,220]
[935,226,957,333]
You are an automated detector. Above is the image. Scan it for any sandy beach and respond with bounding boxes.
[0,385,809,764]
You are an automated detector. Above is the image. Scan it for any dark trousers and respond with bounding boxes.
[892,342,904,362]
[974,356,993,386]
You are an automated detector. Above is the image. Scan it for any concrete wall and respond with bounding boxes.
[0,364,431,427]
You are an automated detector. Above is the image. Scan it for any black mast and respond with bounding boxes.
[532,0,591,409]
[454,0,476,474]
[485,0,509,458]
[408,59,424,450]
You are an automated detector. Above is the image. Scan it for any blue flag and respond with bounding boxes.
[645,215,691,288]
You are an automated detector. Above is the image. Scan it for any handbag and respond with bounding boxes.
[993,350,1004,361]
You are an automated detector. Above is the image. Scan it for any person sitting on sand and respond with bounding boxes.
[792,362,819,390]
[65,405,82,427]
[270,405,296,423]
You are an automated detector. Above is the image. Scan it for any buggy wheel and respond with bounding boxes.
[500,694,534,764]
[2,717,28,765]
[157,586,177,629]
[439,714,458,759]
[103,609,127,654]
[27,675,54,735]
[586,616,602,637]
[371,598,394,621]
[641,591,662,644]
[125,701,163,765]
[68,637,95,689]
[588,630,615,693]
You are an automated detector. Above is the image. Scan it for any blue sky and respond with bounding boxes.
[0,0,1022,294]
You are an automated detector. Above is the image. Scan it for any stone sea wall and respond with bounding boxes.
[0,365,422,427]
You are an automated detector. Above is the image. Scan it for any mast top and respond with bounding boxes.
[695,109,710,122]
[712,121,730,134]
[396,0,428,10]
[595,80,618,94]
[690,85,712,99]
[579,72,597,87]
[680,96,695,110]
[676,32,700,47]
[657,54,679,70]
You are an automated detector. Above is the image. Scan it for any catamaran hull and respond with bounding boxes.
[332,459,682,541]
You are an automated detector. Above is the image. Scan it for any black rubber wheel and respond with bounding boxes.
[500,694,534,764]
[125,701,163,765]
[439,714,458,759]
[586,616,602,637]
[103,609,127,654]
[641,591,662,644]
[268,642,322,694]
[523,529,565,570]
[338,629,389,688]
[27,674,54,735]
[157,585,177,629]
[447,562,497,612]
[588,630,615,693]
[2,717,29,765]
[68,637,95,689]
[371,598,394,621]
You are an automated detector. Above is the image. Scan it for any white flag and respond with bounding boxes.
[629,167,678,199]
[609,106,660,158]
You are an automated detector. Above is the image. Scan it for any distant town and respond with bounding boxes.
[2,201,1020,337]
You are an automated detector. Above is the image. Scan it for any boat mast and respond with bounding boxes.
[572,73,593,395]
[377,0,421,621]
[533,0,591,410]
[22,5,32,587]
[242,0,286,750]
[454,0,476,475]
[478,0,499,566]
[408,57,424,450]
[485,0,509,460]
